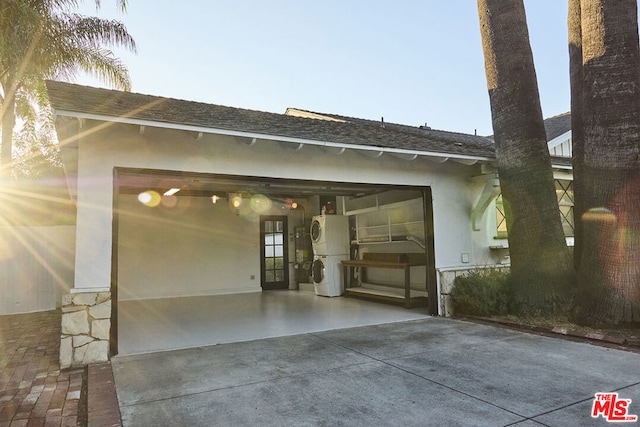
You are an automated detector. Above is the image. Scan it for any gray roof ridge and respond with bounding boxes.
[286,109,497,154]
[286,107,487,139]
[545,111,571,120]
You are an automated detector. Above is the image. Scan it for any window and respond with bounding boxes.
[495,179,574,238]
[495,194,508,239]
[556,180,574,237]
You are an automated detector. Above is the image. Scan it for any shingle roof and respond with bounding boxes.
[46,80,495,159]
[286,107,495,151]
[544,112,571,140]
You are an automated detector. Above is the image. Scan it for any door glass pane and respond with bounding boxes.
[261,216,288,288]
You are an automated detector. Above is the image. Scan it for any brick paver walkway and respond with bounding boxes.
[0,310,84,427]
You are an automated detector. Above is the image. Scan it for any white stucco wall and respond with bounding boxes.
[116,192,309,300]
[71,122,501,295]
[73,140,114,292]
[118,194,260,300]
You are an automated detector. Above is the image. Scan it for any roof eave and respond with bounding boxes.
[547,130,572,149]
[52,109,495,164]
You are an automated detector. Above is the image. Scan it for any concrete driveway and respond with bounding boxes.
[111,317,640,426]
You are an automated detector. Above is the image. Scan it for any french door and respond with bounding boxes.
[260,216,289,290]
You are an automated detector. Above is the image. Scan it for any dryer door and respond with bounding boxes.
[310,219,321,244]
[311,258,325,284]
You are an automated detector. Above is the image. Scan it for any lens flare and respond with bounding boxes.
[161,195,178,208]
[250,194,272,213]
[582,207,616,223]
[138,191,161,207]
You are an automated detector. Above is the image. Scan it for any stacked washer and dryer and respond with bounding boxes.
[310,215,350,297]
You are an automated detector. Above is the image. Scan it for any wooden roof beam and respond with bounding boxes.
[278,141,305,151]
[390,153,418,161]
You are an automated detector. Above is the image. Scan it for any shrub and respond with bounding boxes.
[450,269,511,316]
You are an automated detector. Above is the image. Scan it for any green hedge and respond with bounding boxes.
[450,269,511,316]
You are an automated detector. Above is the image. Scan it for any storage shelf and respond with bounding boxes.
[345,284,428,308]
[355,210,424,246]
[342,253,428,309]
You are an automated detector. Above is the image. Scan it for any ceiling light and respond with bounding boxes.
[229,193,243,214]
[164,188,181,196]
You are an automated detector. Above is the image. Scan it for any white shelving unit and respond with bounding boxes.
[352,199,425,246]
[342,196,429,308]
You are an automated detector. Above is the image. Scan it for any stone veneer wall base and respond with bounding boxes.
[60,292,111,369]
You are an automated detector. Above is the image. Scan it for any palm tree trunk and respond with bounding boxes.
[478,0,573,313]
[568,0,585,270]
[572,0,640,325]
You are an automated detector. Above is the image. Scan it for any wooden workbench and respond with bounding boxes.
[341,253,428,308]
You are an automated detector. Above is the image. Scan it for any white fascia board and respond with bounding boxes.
[53,109,494,163]
[548,130,571,149]
[552,163,573,171]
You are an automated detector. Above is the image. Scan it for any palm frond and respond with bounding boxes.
[60,13,137,53]
[0,0,136,178]
[57,46,131,90]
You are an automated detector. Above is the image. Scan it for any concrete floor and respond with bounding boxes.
[112,317,640,426]
[116,290,429,355]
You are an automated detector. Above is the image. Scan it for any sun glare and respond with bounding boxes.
[138,191,161,207]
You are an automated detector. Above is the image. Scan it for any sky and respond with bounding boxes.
[74,1,570,137]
